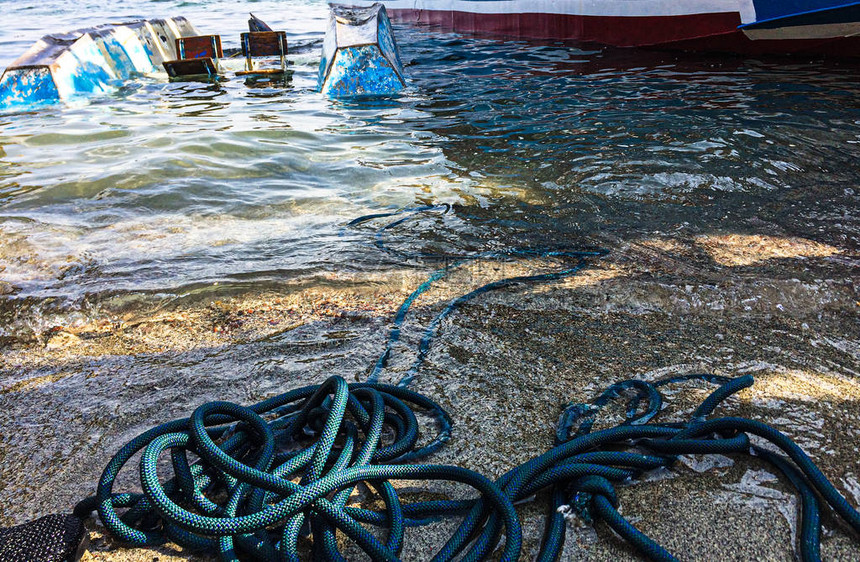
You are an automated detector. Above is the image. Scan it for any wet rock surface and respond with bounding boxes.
[1,234,858,561]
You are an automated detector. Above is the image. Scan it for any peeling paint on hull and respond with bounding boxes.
[319,4,406,97]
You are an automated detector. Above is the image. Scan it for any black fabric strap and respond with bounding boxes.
[0,514,86,562]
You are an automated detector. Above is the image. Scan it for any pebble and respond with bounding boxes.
[45,331,82,349]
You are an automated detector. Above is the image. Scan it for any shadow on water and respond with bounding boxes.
[160,80,231,117]
[398,37,860,253]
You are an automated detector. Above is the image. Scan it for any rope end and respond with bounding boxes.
[0,513,87,562]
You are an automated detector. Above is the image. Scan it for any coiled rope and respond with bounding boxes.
[72,207,859,561]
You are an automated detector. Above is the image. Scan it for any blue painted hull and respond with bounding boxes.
[319,4,406,97]
[0,18,198,111]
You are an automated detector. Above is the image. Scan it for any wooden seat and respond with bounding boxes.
[236,31,287,76]
[176,35,223,60]
[163,57,218,79]
[162,35,222,79]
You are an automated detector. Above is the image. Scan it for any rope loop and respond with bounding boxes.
[75,377,523,561]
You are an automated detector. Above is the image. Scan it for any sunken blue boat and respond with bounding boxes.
[318,3,406,97]
[0,18,197,110]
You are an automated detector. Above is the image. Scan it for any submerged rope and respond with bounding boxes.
[347,204,606,386]
[73,207,860,561]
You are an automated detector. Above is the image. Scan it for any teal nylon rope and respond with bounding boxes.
[75,207,860,561]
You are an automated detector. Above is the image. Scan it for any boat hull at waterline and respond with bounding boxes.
[349,0,860,56]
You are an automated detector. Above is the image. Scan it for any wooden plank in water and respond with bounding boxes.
[235,68,287,76]
[162,57,217,78]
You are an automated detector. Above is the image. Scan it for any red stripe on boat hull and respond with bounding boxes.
[387,9,860,55]
[388,9,741,46]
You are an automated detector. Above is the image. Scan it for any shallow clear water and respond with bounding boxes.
[1,0,859,336]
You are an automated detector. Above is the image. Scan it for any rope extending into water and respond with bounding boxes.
[346,204,606,387]
[72,207,859,561]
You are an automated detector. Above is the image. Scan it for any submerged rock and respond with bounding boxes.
[45,331,81,350]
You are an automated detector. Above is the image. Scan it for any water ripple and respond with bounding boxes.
[0,0,859,331]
